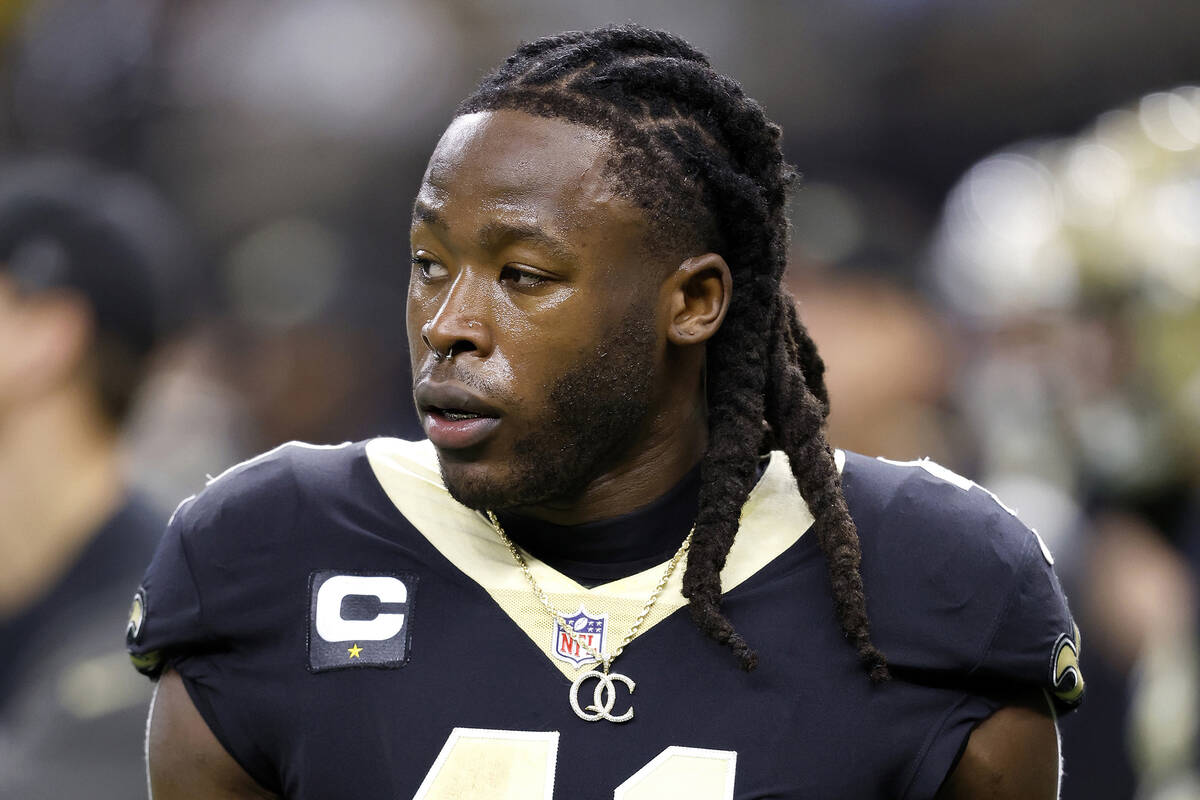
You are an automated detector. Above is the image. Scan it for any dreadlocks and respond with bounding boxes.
[460,24,888,682]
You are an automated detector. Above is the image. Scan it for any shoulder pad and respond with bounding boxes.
[841,453,1083,711]
[126,441,362,677]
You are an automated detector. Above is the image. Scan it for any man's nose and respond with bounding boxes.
[420,270,492,361]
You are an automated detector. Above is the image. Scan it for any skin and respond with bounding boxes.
[146,110,1062,798]
[936,692,1062,799]
[147,670,277,799]
[0,276,125,615]
[406,110,728,523]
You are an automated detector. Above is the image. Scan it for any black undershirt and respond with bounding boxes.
[495,465,701,588]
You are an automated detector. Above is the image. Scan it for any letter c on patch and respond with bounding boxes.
[315,575,407,642]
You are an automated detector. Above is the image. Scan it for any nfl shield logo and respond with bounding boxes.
[552,606,607,666]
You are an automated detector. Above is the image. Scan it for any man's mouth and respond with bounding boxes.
[423,407,502,450]
[414,381,504,450]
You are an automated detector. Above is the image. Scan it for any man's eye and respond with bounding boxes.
[499,265,548,289]
[412,256,448,280]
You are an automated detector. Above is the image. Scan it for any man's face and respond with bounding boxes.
[407,110,668,511]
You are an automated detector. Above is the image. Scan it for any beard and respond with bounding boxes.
[438,309,657,511]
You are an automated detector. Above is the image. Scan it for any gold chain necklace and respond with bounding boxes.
[486,510,694,723]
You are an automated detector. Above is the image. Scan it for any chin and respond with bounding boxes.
[436,443,599,512]
[437,458,528,511]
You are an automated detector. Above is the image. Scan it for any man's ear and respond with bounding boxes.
[664,252,732,346]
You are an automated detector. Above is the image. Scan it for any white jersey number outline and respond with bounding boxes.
[412,728,736,799]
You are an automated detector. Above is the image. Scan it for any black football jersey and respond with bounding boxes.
[128,439,1083,799]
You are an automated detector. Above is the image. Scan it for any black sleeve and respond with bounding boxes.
[849,454,1085,712]
[126,495,206,678]
[844,454,1084,799]
[124,444,314,794]
[975,526,1084,712]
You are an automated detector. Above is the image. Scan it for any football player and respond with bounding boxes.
[132,25,1083,799]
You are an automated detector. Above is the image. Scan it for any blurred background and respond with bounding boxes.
[0,0,1196,797]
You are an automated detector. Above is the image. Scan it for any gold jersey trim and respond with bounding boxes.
[366,439,835,681]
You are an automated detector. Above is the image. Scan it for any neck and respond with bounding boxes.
[0,387,124,617]
[512,385,708,526]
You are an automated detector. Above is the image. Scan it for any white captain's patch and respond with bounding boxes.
[552,606,607,666]
[308,570,417,672]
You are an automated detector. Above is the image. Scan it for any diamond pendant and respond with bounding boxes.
[569,669,636,723]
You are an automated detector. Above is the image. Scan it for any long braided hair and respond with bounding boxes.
[460,25,888,681]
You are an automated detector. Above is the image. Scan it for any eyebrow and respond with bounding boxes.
[411,202,445,228]
[412,202,579,268]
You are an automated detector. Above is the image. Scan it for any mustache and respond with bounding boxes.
[414,361,515,404]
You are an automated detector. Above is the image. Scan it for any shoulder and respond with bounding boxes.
[170,437,444,532]
[128,440,379,674]
[838,452,1082,709]
[159,438,406,607]
[841,451,1055,576]
[169,440,366,532]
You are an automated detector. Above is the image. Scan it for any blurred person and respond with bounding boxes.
[131,26,1082,799]
[122,215,422,516]
[785,270,960,466]
[0,157,185,798]
[928,86,1200,800]
[214,216,421,451]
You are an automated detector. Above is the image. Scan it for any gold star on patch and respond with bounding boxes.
[347,644,363,659]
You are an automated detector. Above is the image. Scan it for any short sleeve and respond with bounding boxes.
[125,444,311,679]
[842,453,1085,799]
[976,530,1085,712]
[903,530,1083,798]
[845,453,1086,712]
[122,444,316,794]
[126,497,205,678]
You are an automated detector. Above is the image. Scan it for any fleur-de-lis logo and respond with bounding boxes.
[1051,624,1084,704]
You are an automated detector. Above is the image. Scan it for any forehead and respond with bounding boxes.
[415,110,646,240]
